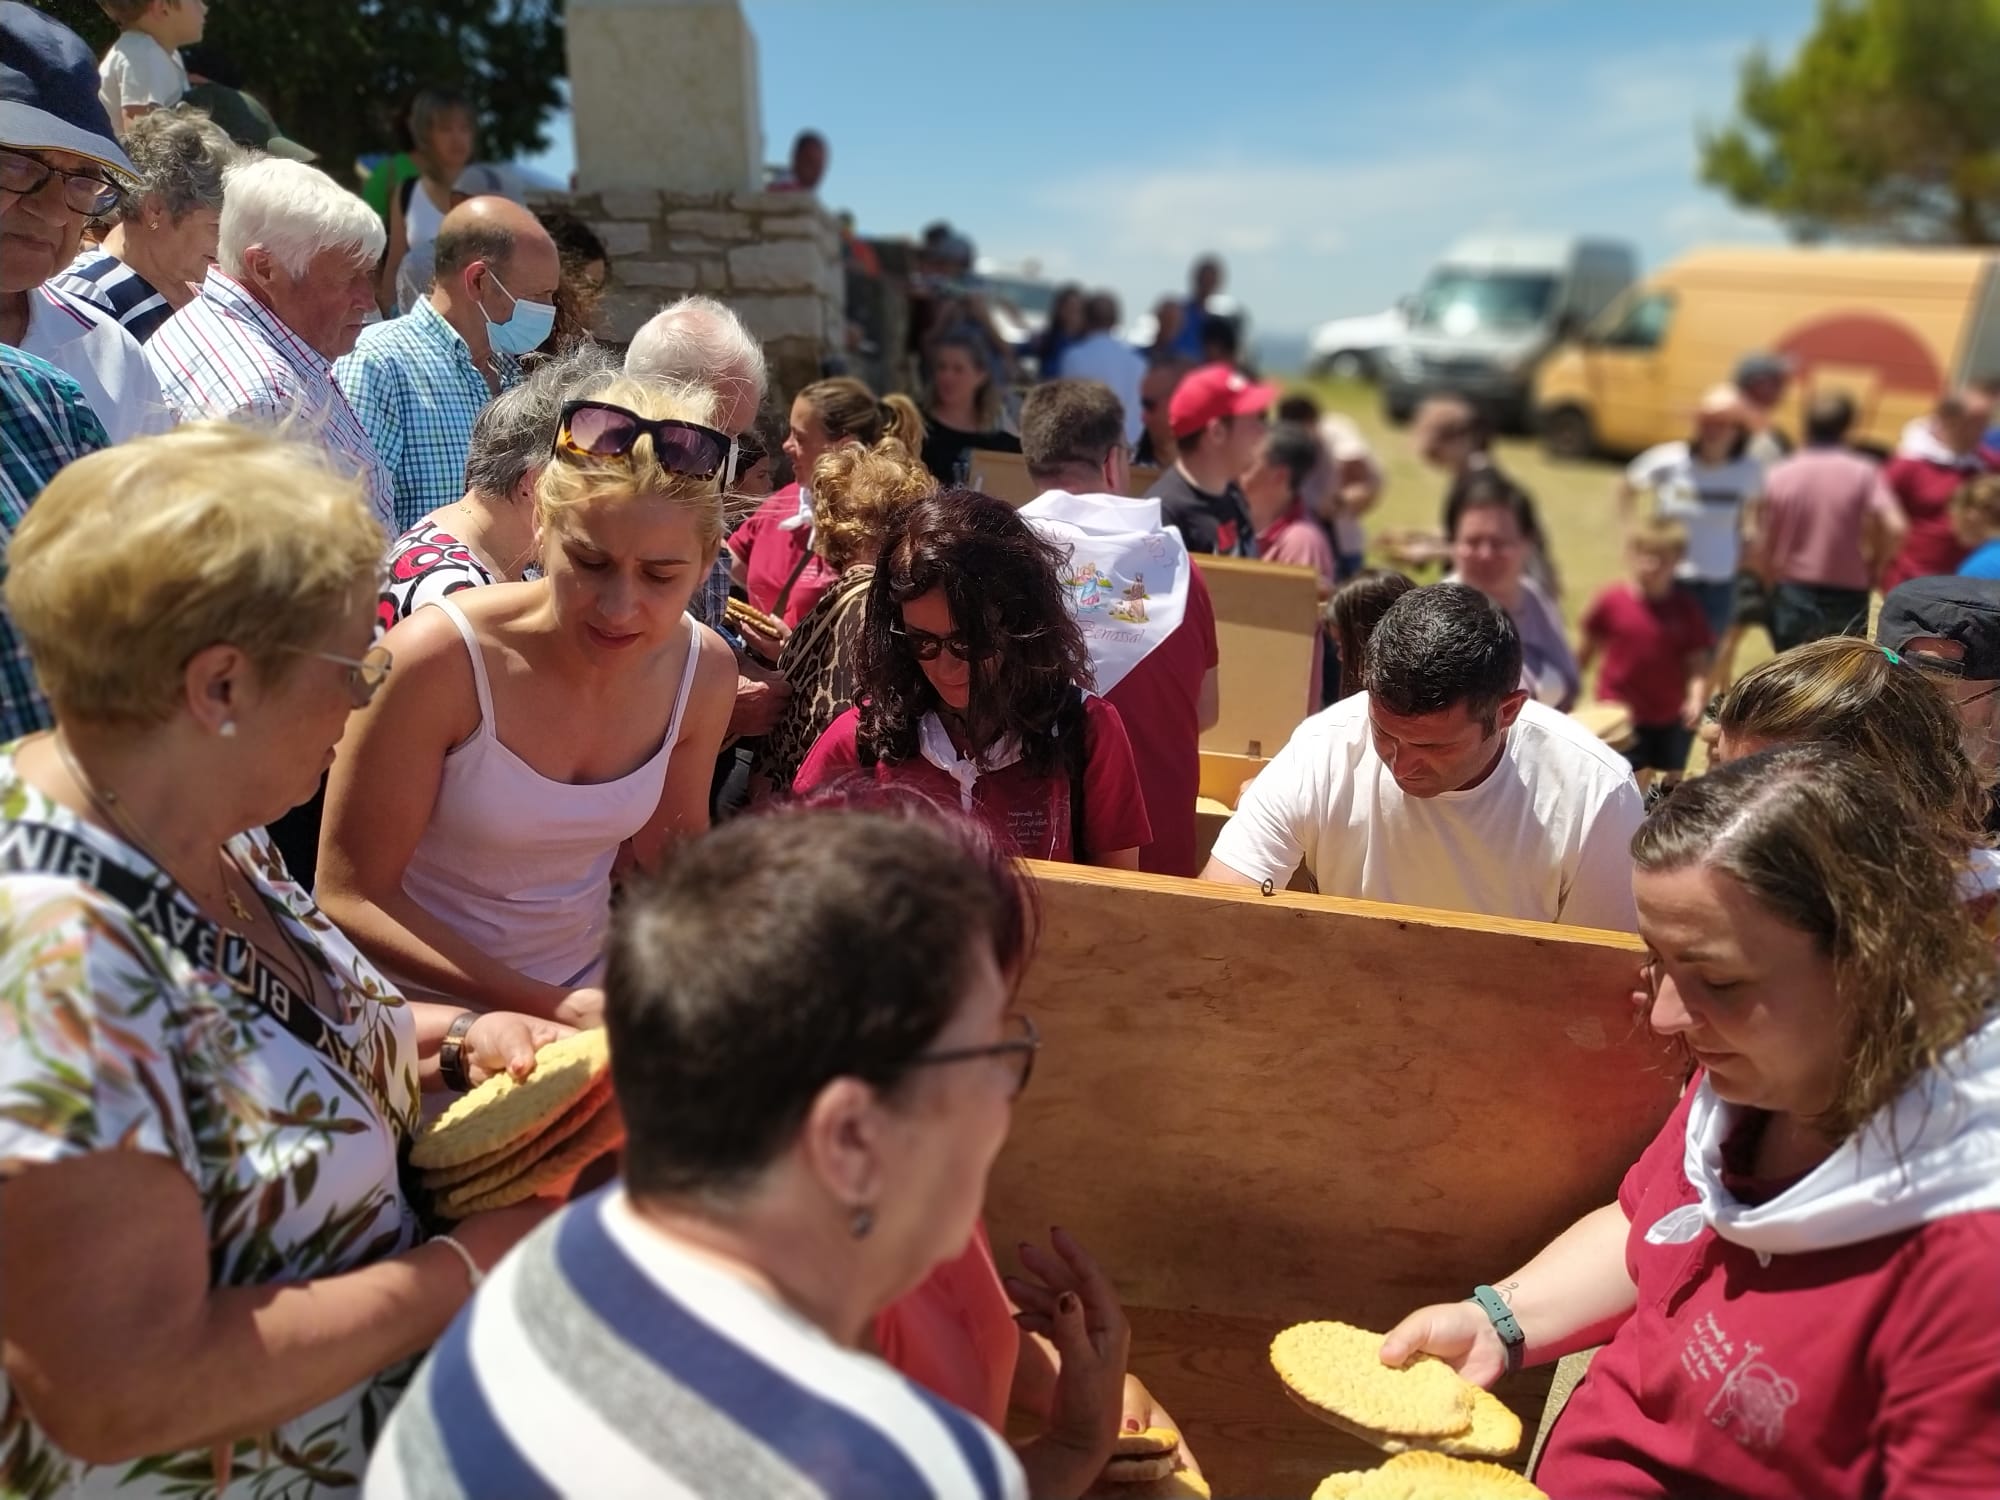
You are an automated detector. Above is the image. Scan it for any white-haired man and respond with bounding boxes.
[148,156,392,525]
[624,295,790,741]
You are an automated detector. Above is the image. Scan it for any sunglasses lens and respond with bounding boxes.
[565,404,638,457]
[657,425,728,480]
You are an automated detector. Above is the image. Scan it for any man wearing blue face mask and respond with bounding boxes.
[335,196,560,531]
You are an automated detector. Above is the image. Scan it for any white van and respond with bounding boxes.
[1379,234,1637,426]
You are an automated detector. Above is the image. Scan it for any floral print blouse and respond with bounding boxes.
[0,750,422,1498]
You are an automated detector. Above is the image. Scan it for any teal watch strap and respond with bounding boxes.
[1469,1284,1525,1375]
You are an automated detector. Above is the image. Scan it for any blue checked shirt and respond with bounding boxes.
[148,269,395,530]
[0,347,110,740]
[334,299,521,533]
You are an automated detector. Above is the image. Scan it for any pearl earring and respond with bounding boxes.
[219,720,238,739]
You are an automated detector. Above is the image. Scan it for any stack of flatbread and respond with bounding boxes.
[1270,1320,1543,1500]
[411,1030,622,1219]
[1086,1426,1208,1496]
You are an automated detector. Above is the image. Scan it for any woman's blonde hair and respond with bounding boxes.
[1713,636,1990,849]
[797,377,926,454]
[6,424,384,727]
[1635,744,1996,1143]
[537,375,727,553]
[810,440,936,573]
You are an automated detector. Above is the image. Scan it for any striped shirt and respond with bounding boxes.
[21,284,173,444]
[50,248,175,344]
[0,347,109,739]
[334,298,521,533]
[367,1189,1026,1500]
[147,268,394,528]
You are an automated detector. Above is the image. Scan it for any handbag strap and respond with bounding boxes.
[0,818,403,1132]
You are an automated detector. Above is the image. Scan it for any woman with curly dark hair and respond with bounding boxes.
[793,489,1152,866]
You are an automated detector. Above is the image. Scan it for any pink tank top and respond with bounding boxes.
[397,598,700,991]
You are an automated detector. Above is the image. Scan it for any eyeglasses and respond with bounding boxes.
[890,621,989,662]
[0,150,120,216]
[908,1012,1039,1099]
[287,644,393,708]
[555,400,735,482]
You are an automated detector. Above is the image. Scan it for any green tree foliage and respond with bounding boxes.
[31,0,566,186]
[1700,0,2000,244]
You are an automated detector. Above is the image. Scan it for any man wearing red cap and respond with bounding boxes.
[1144,360,1275,556]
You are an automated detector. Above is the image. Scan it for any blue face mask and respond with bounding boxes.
[481,269,556,356]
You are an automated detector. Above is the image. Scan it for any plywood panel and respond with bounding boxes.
[1196,555,1322,759]
[969,449,1167,506]
[989,865,1678,1498]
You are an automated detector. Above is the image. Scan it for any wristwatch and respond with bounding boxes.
[1468,1284,1525,1375]
[439,1011,478,1092]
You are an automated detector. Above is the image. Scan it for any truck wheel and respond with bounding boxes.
[1329,350,1369,381]
[1540,405,1594,460]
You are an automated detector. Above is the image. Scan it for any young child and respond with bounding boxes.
[1578,518,1714,782]
[1953,473,2000,579]
[96,0,204,132]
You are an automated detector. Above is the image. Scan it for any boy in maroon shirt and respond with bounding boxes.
[1579,519,1713,779]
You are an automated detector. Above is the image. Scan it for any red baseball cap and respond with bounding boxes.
[1168,362,1278,439]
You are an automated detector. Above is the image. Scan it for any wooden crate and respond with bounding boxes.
[1196,555,1322,760]
[988,865,1677,1499]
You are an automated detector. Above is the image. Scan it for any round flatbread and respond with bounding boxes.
[1114,1427,1179,1459]
[1101,1453,1177,1483]
[1312,1451,1546,1499]
[421,1076,613,1193]
[435,1099,627,1218]
[1271,1322,1471,1441]
[1381,1384,1523,1460]
[410,1029,611,1170]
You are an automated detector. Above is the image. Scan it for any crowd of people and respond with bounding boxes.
[0,4,1995,1499]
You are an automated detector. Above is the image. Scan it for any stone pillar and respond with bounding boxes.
[566,0,763,194]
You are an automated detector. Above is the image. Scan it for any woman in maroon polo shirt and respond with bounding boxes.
[794,489,1152,867]
[1379,745,2000,1499]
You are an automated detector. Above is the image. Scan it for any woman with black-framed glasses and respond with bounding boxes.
[794,488,1153,868]
[318,376,739,1030]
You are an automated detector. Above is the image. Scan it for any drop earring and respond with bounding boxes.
[849,1206,874,1240]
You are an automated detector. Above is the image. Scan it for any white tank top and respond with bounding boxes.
[405,178,447,256]
[397,598,701,992]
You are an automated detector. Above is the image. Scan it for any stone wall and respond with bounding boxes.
[537,187,844,402]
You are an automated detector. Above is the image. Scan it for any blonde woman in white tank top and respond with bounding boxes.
[317,376,738,1028]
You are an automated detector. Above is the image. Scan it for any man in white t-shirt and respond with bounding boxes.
[1057,291,1147,447]
[1203,582,1644,931]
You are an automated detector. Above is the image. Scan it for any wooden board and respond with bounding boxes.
[966,447,1161,506]
[989,864,1678,1498]
[1196,554,1322,759]
[1195,751,1268,871]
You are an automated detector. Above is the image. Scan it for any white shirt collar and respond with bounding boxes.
[1019,488,1166,534]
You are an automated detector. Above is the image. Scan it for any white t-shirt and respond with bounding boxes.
[23,285,173,444]
[98,30,187,125]
[1625,441,1763,583]
[1057,332,1147,446]
[1210,695,1645,931]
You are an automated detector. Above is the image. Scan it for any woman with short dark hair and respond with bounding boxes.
[372,806,1114,1498]
[793,489,1152,867]
[377,86,477,315]
[1381,745,2000,1497]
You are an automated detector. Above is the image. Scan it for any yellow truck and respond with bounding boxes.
[1532,246,1999,457]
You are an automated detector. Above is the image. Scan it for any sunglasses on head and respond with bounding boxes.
[555,400,736,481]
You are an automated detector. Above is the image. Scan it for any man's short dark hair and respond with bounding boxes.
[1805,392,1856,445]
[1021,379,1126,480]
[608,807,1028,1200]
[1276,393,1320,425]
[1363,582,1524,729]
[1083,291,1120,332]
[433,217,518,281]
[1200,317,1240,362]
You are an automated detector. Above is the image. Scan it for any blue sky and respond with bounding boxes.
[528,1,1822,339]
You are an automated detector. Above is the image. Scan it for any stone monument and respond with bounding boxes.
[557,0,843,397]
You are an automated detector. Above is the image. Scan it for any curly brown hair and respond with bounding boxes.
[810,440,935,574]
[1713,636,1990,852]
[1634,744,1997,1144]
[855,488,1092,776]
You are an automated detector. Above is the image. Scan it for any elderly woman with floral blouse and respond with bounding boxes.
[0,425,570,1497]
